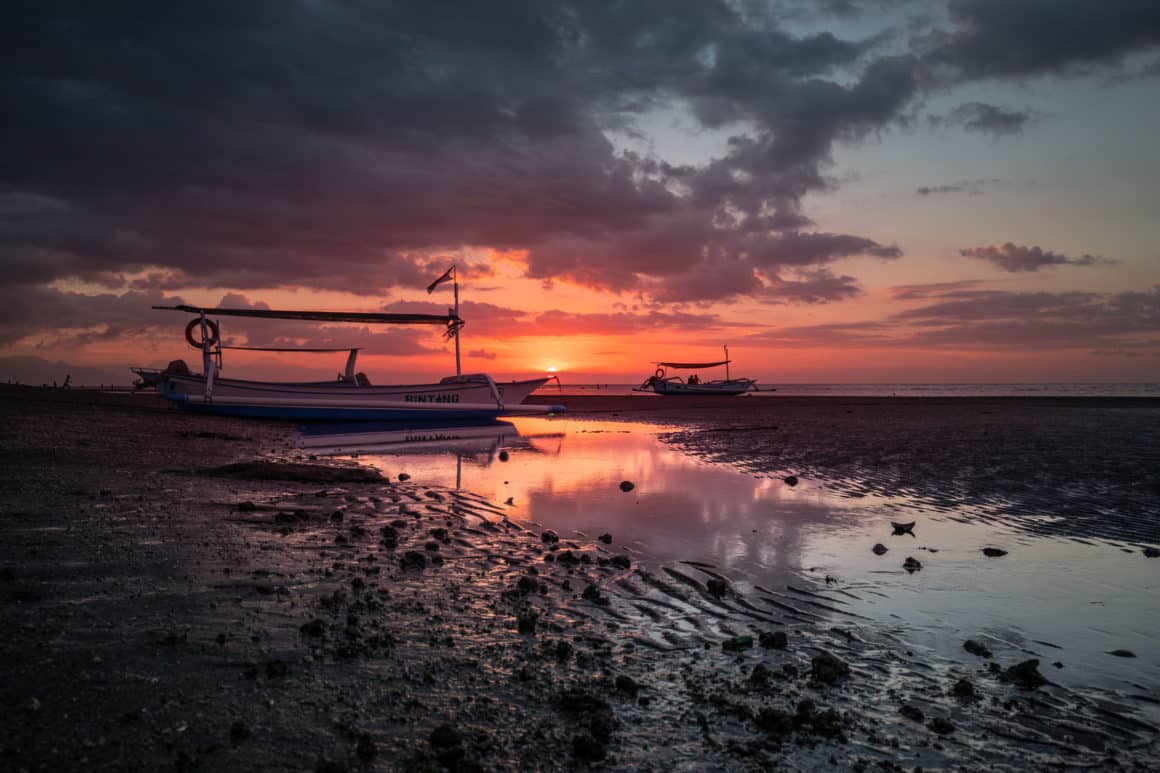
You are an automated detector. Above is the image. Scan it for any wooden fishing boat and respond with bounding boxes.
[134,267,563,421]
[635,346,760,396]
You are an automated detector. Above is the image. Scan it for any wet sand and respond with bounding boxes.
[2,387,1157,771]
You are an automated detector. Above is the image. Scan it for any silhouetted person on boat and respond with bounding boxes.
[688,374,699,384]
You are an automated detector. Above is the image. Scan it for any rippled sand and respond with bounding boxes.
[1,388,1157,770]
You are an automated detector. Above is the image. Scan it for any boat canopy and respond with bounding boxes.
[656,360,730,369]
[153,304,459,325]
[220,346,362,353]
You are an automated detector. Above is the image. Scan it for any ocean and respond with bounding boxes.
[552,382,1160,397]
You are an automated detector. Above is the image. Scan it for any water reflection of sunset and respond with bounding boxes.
[329,416,1160,696]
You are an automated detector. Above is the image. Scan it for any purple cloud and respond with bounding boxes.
[960,242,1115,272]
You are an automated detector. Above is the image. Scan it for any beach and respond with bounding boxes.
[2,386,1158,771]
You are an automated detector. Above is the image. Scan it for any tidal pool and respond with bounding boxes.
[300,415,1160,716]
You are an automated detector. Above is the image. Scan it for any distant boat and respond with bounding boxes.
[634,346,761,396]
[133,267,563,421]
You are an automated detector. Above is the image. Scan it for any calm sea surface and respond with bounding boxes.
[555,382,1160,397]
[300,414,1160,717]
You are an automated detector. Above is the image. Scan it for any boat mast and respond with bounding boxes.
[724,345,730,380]
[452,265,461,377]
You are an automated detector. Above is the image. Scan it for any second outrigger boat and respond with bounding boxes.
[133,267,563,421]
[635,346,760,396]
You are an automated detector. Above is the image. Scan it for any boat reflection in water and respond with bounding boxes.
[299,420,564,489]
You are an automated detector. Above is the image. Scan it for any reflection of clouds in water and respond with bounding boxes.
[349,416,870,590]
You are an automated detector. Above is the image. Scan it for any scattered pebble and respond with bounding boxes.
[1108,649,1137,658]
[982,547,1007,558]
[872,543,888,555]
[903,556,922,573]
[963,639,992,658]
[783,475,798,486]
[619,480,635,492]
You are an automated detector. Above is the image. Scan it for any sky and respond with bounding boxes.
[2,0,1159,385]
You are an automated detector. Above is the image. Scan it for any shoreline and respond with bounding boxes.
[2,387,1157,770]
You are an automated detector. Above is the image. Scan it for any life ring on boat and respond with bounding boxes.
[655,367,665,378]
[185,318,220,349]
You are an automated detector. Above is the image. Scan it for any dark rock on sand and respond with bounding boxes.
[982,547,1007,557]
[963,639,992,658]
[498,451,509,462]
[397,473,410,481]
[872,543,888,555]
[619,480,635,492]
[1002,659,1048,689]
[929,717,955,735]
[810,652,850,684]
[610,554,631,569]
[706,578,731,598]
[891,521,916,537]
[952,678,978,700]
[300,619,326,637]
[759,630,788,650]
[237,501,257,512]
[903,556,922,573]
[899,704,924,723]
[556,550,580,565]
[581,584,609,606]
[783,475,798,486]
[356,732,376,759]
[400,551,427,571]
[572,733,607,762]
[1108,649,1137,658]
[615,674,640,697]
[379,525,398,548]
[749,663,774,687]
[517,611,538,634]
[429,723,462,751]
[598,533,612,544]
[1143,547,1159,558]
[540,529,559,544]
[722,635,754,652]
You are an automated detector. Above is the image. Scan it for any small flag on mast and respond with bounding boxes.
[426,266,455,294]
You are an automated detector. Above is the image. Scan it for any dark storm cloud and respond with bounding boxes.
[927,0,1160,79]
[1,0,918,310]
[960,242,1115,272]
[930,102,1034,137]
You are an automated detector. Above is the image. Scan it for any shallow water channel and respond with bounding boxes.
[299,415,1160,719]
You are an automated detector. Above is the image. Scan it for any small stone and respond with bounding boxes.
[783,475,798,486]
[498,451,509,462]
[903,556,922,573]
[300,619,326,637]
[810,652,849,684]
[540,529,560,544]
[1143,547,1160,558]
[706,578,731,597]
[951,678,977,700]
[265,659,288,678]
[356,732,376,759]
[759,630,788,650]
[400,551,427,571]
[598,533,612,544]
[230,720,251,743]
[610,554,631,569]
[615,675,639,696]
[872,543,888,555]
[929,717,955,735]
[397,473,410,481]
[572,733,607,762]
[963,639,992,658]
[237,501,257,512]
[1108,649,1137,658]
[619,480,635,492]
[899,704,924,723]
[722,635,754,652]
[429,723,462,750]
[982,547,1007,557]
[1002,659,1048,689]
